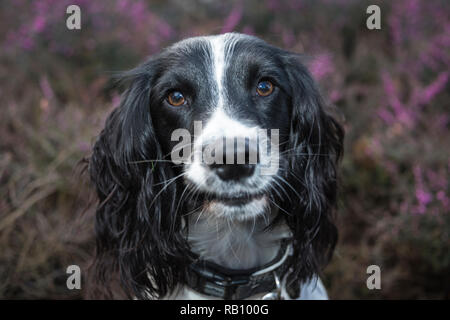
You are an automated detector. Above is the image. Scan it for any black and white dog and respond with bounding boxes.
[89,33,343,300]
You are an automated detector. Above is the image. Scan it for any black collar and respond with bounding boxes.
[185,240,293,300]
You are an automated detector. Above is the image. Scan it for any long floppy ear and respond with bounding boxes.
[89,60,190,299]
[280,53,344,296]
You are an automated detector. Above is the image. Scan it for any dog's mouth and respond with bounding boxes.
[207,192,266,206]
[187,189,270,220]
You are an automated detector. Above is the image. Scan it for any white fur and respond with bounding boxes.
[209,35,226,110]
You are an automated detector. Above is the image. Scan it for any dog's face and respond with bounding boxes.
[150,34,292,220]
[89,33,343,299]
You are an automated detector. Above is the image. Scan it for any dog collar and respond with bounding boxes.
[185,240,293,300]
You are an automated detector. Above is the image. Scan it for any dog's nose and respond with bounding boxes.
[210,163,256,181]
[205,138,259,181]
[208,140,257,181]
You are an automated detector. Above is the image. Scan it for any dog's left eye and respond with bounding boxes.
[256,80,274,97]
[167,91,186,106]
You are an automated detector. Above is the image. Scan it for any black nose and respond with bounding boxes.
[210,163,256,181]
[206,138,258,181]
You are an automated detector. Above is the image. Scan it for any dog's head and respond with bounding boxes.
[89,33,343,299]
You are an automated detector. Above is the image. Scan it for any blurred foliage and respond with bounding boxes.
[0,0,449,299]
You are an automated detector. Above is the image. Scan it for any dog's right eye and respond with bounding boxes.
[167,91,186,107]
[256,80,274,97]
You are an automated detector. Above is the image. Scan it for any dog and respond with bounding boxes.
[89,33,344,300]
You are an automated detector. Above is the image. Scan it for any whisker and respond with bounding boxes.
[271,176,291,202]
[148,172,187,209]
[153,171,187,186]
[174,183,191,218]
[268,197,292,217]
[276,174,302,200]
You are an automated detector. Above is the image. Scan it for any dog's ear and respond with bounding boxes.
[89,60,190,299]
[280,52,344,296]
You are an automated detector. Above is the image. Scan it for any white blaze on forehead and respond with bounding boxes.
[207,33,242,111]
[203,34,256,139]
[209,35,226,109]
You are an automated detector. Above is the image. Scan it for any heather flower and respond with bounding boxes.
[222,4,243,33]
[309,54,334,80]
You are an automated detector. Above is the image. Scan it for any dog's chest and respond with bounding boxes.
[186,214,292,269]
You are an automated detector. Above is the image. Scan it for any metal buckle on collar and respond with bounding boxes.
[261,272,283,300]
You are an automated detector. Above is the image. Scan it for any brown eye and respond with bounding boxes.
[256,80,274,96]
[167,91,186,106]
